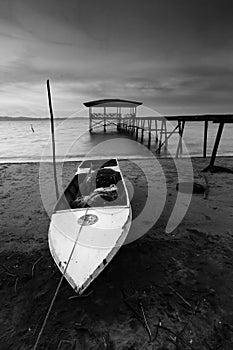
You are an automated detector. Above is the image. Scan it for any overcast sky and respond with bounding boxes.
[1,0,233,117]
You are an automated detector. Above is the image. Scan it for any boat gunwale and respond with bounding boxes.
[53,204,130,215]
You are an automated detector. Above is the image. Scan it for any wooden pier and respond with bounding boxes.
[118,115,233,158]
[83,99,233,166]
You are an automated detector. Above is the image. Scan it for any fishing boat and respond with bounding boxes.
[48,158,132,294]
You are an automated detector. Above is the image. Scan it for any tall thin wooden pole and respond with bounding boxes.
[46,80,59,200]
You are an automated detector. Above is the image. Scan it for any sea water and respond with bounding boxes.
[0,117,233,163]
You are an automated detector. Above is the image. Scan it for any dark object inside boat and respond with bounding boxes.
[95,168,121,188]
[55,161,127,211]
[72,168,122,208]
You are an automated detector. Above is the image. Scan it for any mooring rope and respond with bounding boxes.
[33,207,89,350]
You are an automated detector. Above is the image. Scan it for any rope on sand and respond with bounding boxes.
[33,207,89,350]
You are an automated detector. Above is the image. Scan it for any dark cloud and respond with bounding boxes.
[1,0,233,115]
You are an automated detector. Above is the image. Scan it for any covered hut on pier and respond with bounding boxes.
[83,99,142,133]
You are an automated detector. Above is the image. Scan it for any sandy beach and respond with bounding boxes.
[1,157,233,349]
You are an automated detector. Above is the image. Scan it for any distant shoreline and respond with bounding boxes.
[0,116,88,121]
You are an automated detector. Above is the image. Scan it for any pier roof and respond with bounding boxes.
[83,99,142,108]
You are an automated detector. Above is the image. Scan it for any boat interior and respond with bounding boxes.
[55,159,128,211]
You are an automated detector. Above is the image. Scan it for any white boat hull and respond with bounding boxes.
[48,159,131,294]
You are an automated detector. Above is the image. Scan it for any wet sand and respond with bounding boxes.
[0,157,233,349]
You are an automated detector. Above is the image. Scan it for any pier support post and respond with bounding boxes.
[209,122,224,167]
[203,120,208,158]
[175,120,185,158]
[156,124,179,154]
[89,122,93,133]
[148,120,152,148]
[132,118,136,135]
[117,109,121,131]
[117,117,120,131]
[148,132,151,148]
[104,117,106,132]
[155,119,158,143]
[140,120,145,143]
[130,118,134,135]
[164,120,168,149]
[158,120,165,152]
[89,108,93,133]
[176,121,181,158]
[141,129,144,143]
[135,120,139,140]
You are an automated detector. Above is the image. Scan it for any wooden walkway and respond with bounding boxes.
[84,101,233,167]
[90,114,233,166]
